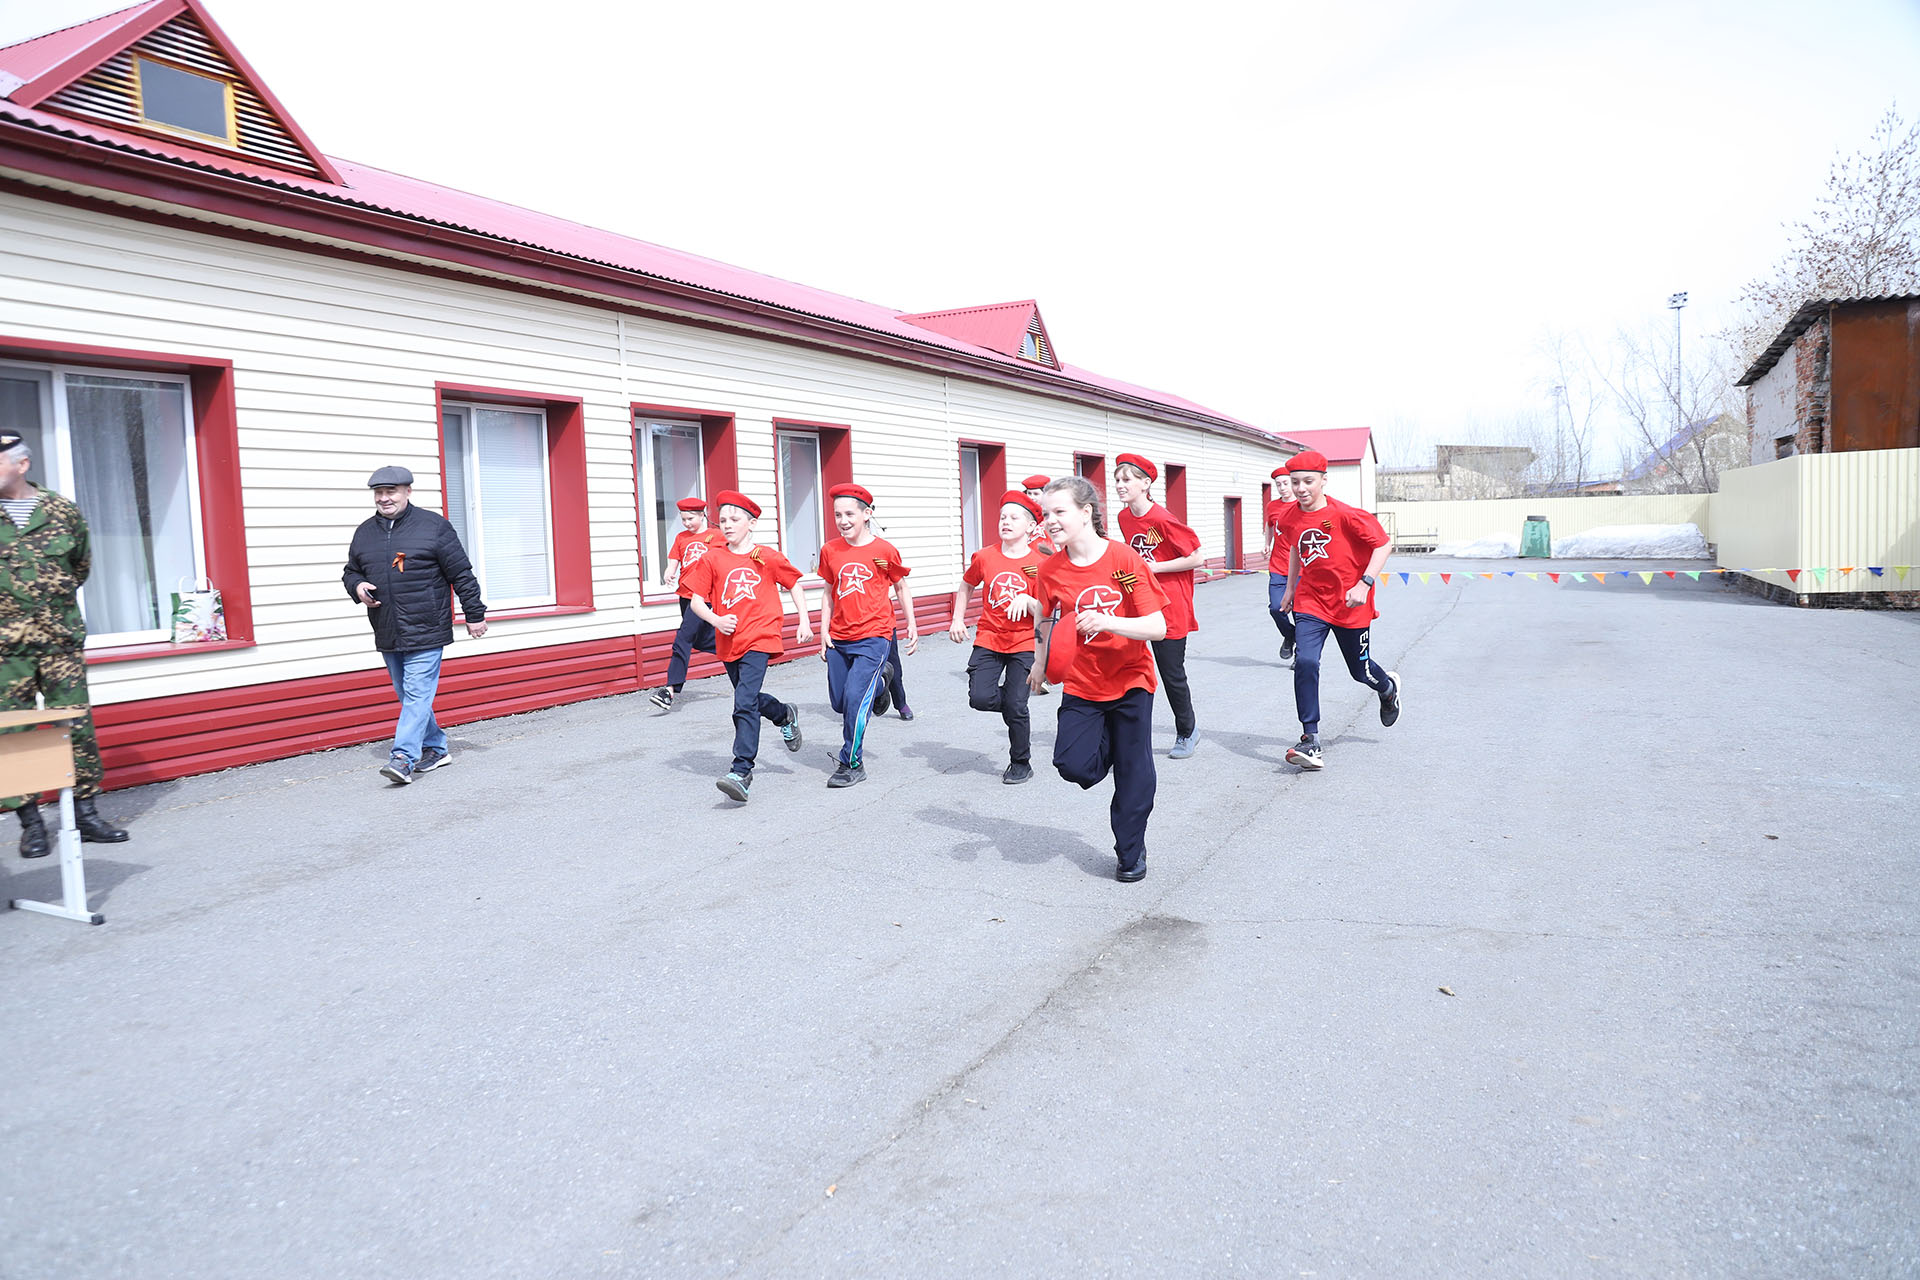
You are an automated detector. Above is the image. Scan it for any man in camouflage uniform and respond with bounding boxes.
[0,429,129,857]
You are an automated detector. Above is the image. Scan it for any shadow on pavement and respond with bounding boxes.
[901,740,1004,778]
[6,855,152,912]
[916,805,1113,876]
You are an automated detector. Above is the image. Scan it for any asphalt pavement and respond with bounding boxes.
[4,560,1916,1279]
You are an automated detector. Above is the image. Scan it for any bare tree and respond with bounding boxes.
[1534,330,1603,490]
[1602,323,1744,493]
[1730,105,1920,367]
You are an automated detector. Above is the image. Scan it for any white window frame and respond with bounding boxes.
[776,428,825,576]
[636,416,705,592]
[0,358,206,647]
[440,401,556,610]
[959,444,984,560]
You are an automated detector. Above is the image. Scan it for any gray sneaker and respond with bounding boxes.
[379,754,414,785]
[779,703,803,751]
[1169,731,1199,760]
[415,747,451,774]
[1379,672,1402,727]
[716,772,752,802]
[1284,735,1324,771]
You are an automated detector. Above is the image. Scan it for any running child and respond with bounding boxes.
[1021,473,1057,696]
[948,489,1045,784]
[816,483,915,788]
[679,490,812,802]
[1275,451,1401,771]
[1113,452,1204,759]
[649,496,726,710]
[1017,475,1169,882]
[1262,466,1298,664]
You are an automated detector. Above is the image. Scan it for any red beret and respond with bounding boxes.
[827,482,875,507]
[675,497,709,512]
[1000,490,1041,521]
[1285,450,1329,474]
[1114,452,1158,482]
[1270,465,1290,480]
[714,489,761,518]
[1021,474,1051,490]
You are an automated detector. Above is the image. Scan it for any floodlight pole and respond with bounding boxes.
[1666,291,1688,439]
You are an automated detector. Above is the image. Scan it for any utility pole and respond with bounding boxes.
[1666,292,1688,441]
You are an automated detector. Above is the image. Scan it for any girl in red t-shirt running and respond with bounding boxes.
[1016,475,1169,882]
[948,490,1046,784]
[816,483,915,788]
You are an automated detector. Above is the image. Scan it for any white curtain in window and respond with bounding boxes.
[63,375,193,637]
[472,408,551,603]
[960,446,982,558]
[779,432,822,574]
[643,421,702,582]
[441,406,472,550]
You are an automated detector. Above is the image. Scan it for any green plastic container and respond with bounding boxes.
[1520,516,1551,559]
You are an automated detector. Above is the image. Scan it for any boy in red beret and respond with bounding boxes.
[1262,466,1299,664]
[816,483,915,788]
[1113,452,1205,759]
[679,491,813,801]
[948,490,1045,784]
[1275,452,1400,771]
[649,496,726,710]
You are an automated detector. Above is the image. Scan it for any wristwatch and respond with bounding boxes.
[1361,574,1376,587]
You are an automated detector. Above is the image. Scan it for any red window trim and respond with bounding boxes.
[1164,462,1189,524]
[957,438,1007,560]
[433,382,592,615]
[1074,452,1107,510]
[632,401,739,606]
[0,335,255,662]
[771,417,853,579]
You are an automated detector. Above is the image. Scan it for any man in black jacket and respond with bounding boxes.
[343,466,487,784]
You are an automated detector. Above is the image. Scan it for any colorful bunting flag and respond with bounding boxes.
[1684,571,1701,581]
[1897,566,1911,582]
[1547,573,1560,583]
[1418,573,1432,584]
[1637,572,1654,584]
[1523,573,1539,581]
[1870,567,1885,577]
[1440,573,1453,584]
[1399,572,1411,584]
[1786,569,1801,582]
[1662,570,1676,579]
[1570,573,1586,582]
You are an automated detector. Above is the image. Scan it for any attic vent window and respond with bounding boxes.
[1019,332,1039,360]
[135,55,234,144]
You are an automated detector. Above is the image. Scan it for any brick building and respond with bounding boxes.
[1739,295,1920,462]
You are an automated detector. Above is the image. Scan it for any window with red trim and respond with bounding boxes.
[1165,463,1188,524]
[772,418,852,576]
[1073,452,1106,507]
[1,337,251,659]
[958,440,1007,559]
[633,405,738,593]
[433,383,591,616]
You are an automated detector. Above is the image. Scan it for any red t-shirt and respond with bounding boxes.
[1116,503,1201,639]
[1034,542,1170,702]
[669,527,724,600]
[963,543,1043,654]
[681,543,804,661]
[1279,496,1388,628]
[1264,498,1296,573]
[1025,523,1056,557]
[817,536,911,642]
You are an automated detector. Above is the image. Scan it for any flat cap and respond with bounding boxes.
[368,465,415,488]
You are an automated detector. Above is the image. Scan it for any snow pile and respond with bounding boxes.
[1552,523,1711,559]
[1433,532,1521,558]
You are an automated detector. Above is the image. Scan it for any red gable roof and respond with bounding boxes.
[0,5,1270,439]
[1278,427,1374,465]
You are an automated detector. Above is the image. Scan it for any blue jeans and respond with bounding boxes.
[382,648,448,764]
[1291,612,1391,735]
[1267,572,1296,643]
[824,635,891,767]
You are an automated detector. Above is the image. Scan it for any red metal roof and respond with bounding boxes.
[0,5,1267,438]
[1278,427,1374,465]
[0,2,170,101]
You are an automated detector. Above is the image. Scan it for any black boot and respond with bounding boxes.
[74,796,128,843]
[17,802,49,859]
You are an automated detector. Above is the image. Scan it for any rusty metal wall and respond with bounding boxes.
[1831,300,1920,452]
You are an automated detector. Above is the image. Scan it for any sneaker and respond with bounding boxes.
[415,747,451,774]
[873,668,894,718]
[1379,672,1402,727]
[1279,638,1295,664]
[779,703,803,752]
[716,771,752,802]
[1116,860,1147,883]
[1002,760,1033,785]
[1169,731,1199,760]
[897,704,914,722]
[648,687,675,711]
[1285,735,1325,771]
[379,754,414,785]
[828,762,866,788]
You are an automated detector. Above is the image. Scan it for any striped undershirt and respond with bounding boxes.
[1,495,39,528]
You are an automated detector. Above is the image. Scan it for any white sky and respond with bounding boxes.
[3,0,1917,465]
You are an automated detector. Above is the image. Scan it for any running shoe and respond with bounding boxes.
[896,704,914,721]
[1169,731,1199,760]
[873,667,894,717]
[1285,735,1325,771]
[379,754,414,785]
[415,747,451,774]
[1002,761,1033,785]
[648,688,675,711]
[1379,672,1402,727]
[716,772,752,802]
[1279,638,1295,664]
[827,763,866,788]
[780,703,803,751]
